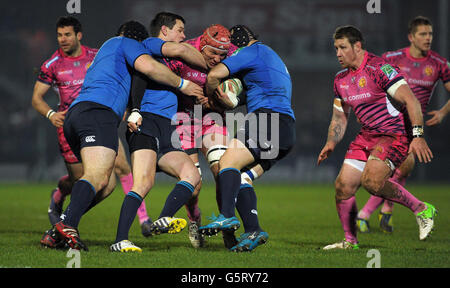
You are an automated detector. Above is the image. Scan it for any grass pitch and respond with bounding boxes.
[0,182,448,268]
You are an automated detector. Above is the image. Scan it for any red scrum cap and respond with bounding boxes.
[200,24,231,52]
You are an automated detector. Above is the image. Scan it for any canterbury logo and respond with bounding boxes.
[85,136,96,143]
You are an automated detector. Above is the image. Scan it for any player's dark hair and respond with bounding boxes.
[56,16,82,34]
[408,16,432,34]
[116,20,149,42]
[149,12,185,37]
[229,25,258,48]
[333,25,364,49]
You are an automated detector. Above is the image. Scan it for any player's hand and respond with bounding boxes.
[49,110,67,128]
[215,88,235,109]
[127,109,142,133]
[180,79,204,98]
[196,94,209,106]
[408,137,433,163]
[425,110,444,126]
[317,142,335,166]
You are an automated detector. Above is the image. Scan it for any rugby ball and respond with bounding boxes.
[218,78,243,108]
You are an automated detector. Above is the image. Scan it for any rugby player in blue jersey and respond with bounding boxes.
[53,21,205,251]
[199,25,296,252]
[110,33,209,253]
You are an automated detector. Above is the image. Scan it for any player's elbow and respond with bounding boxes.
[207,68,222,83]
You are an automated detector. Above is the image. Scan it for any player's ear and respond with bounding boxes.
[161,25,168,36]
[352,41,361,53]
[407,33,413,43]
[77,32,83,41]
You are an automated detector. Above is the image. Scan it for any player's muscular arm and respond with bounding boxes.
[326,100,349,146]
[317,99,349,165]
[161,42,207,70]
[134,54,203,98]
[205,63,230,97]
[426,82,450,126]
[391,84,424,126]
[31,81,66,128]
[391,83,433,163]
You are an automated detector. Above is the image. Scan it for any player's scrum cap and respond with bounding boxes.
[116,20,149,42]
[200,24,231,52]
[230,25,258,48]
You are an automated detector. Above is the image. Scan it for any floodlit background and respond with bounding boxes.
[0,0,448,183]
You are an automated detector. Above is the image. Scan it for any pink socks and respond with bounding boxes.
[336,196,358,244]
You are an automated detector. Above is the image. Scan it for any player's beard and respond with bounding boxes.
[64,42,81,57]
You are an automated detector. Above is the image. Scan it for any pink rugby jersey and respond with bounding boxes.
[37,45,98,111]
[334,52,408,135]
[382,47,450,114]
[170,36,237,114]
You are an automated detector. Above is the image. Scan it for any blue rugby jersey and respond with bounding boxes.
[222,42,295,120]
[70,36,148,118]
[139,38,179,120]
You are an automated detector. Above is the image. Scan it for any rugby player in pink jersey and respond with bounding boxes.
[317,26,436,250]
[158,23,237,248]
[357,16,450,234]
[148,16,265,249]
[32,17,152,243]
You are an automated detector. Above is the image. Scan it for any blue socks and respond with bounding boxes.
[218,168,241,218]
[62,180,96,228]
[159,181,195,218]
[115,191,143,242]
[236,184,261,232]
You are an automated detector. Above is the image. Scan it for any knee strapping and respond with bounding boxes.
[206,145,227,167]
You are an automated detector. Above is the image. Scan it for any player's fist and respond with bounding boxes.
[49,110,67,128]
[127,109,142,133]
[179,79,204,98]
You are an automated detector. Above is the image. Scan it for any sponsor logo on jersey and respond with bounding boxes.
[381,64,398,80]
[340,82,349,89]
[57,70,73,75]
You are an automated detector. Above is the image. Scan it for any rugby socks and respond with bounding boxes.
[159,181,195,218]
[218,168,241,218]
[185,194,201,223]
[381,169,406,214]
[382,180,425,215]
[390,168,407,187]
[62,179,96,228]
[236,184,261,232]
[53,175,72,204]
[336,196,358,244]
[120,173,149,224]
[115,191,143,242]
[358,196,384,220]
[381,200,394,214]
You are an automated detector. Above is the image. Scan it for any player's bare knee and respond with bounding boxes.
[334,178,355,200]
[361,174,384,196]
[113,162,131,178]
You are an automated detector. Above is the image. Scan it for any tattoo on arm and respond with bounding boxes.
[327,111,346,144]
